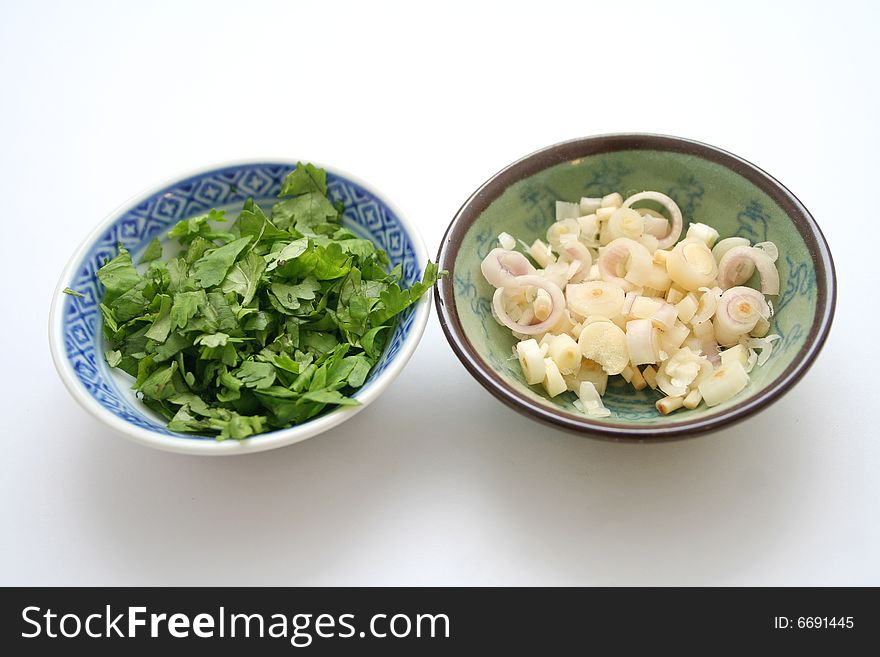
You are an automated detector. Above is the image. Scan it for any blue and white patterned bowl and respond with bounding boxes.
[49,161,431,454]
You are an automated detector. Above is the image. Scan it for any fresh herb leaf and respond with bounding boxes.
[96,163,441,440]
[279,162,328,197]
[191,236,252,288]
[139,237,163,264]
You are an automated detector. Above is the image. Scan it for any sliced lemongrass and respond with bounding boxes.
[754,241,779,262]
[481,248,537,288]
[516,339,546,385]
[685,222,720,247]
[492,275,565,335]
[656,395,685,415]
[577,214,600,246]
[621,191,683,249]
[546,333,581,374]
[622,291,638,316]
[666,239,719,291]
[607,207,645,241]
[644,261,672,292]
[751,316,770,337]
[719,343,748,368]
[665,285,686,304]
[542,357,567,397]
[714,285,771,345]
[642,365,658,389]
[578,320,629,375]
[743,346,757,372]
[628,295,663,319]
[698,360,749,406]
[600,192,623,208]
[691,286,722,325]
[682,389,702,410]
[620,364,634,383]
[580,197,602,214]
[626,318,658,365]
[540,261,573,289]
[712,236,751,263]
[643,213,670,238]
[527,239,556,268]
[691,317,718,356]
[498,232,516,250]
[547,217,580,248]
[577,381,611,417]
[566,280,625,318]
[557,234,593,273]
[511,304,528,323]
[596,206,616,222]
[533,288,553,321]
[653,249,670,266]
[744,334,781,366]
[630,365,647,391]
[658,321,690,354]
[675,293,698,323]
[650,302,678,331]
[638,233,660,253]
[564,358,609,396]
[555,200,580,221]
[718,245,780,295]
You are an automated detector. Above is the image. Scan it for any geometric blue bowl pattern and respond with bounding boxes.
[61,163,421,439]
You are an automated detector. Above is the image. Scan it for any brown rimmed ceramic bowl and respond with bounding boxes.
[435,134,836,440]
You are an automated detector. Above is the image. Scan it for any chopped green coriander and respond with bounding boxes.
[63,287,85,298]
[91,163,441,440]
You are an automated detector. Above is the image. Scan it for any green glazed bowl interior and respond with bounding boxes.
[435,135,835,440]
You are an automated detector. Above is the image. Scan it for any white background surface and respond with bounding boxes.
[1,0,877,585]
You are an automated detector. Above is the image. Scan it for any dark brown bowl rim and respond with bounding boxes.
[434,133,837,442]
